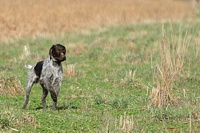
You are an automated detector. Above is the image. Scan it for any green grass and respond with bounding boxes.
[1,19,200,132]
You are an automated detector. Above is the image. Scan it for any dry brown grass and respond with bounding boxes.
[0,0,194,41]
[1,111,36,131]
[100,112,134,132]
[0,75,23,96]
[150,24,191,108]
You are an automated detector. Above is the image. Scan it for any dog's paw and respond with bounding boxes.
[25,64,33,69]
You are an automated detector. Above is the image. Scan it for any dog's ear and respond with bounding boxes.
[49,45,55,56]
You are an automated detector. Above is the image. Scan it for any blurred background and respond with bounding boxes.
[0,0,199,41]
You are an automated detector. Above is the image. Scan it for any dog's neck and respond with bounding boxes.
[50,56,61,66]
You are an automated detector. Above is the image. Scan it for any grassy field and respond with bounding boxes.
[1,0,200,132]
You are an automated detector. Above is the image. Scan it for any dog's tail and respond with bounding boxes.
[25,65,33,69]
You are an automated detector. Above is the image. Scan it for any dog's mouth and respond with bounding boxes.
[61,56,66,61]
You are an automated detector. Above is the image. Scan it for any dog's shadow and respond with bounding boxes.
[35,105,78,111]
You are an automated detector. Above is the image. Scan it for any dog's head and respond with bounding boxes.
[49,44,66,62]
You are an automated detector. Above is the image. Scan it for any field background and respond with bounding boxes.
[1,0,200,132]
[0,0,196,41]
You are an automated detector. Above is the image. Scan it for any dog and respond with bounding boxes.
[22,44,66,110]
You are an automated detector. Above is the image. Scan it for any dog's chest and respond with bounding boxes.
[41,59,63,83]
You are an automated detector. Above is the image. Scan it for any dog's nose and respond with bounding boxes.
[61,53,65,57]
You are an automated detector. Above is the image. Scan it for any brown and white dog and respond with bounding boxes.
[22,44,66,110]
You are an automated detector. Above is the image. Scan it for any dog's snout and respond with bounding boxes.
[61,52,66,60]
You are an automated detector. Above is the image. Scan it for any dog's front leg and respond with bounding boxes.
[49,89,58,110]
[41,79,58,110]
[40,83,48,109]
[50,78,61,110]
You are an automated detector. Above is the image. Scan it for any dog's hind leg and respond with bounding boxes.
[22,80,34,109]
[22,71,37,109]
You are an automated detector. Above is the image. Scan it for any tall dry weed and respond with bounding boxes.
[20,44,31,61]
[64,64,76,77]
[150,24,191,108]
